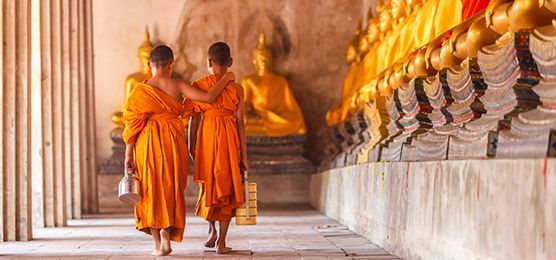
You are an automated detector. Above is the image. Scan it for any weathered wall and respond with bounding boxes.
[92,0,186,163]
[310,159,556,259]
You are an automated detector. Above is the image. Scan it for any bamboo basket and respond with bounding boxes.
[236,180,257,225]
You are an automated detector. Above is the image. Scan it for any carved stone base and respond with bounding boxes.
[247,135,315,175]
[448,120,499,160]
[414,125,457,161]
[100,129,125,175]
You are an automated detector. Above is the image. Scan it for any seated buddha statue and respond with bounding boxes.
[241,33,307,136]
[111,28,152,129]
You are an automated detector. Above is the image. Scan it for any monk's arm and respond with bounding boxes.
[179,72,235,103]
[124,137,136,174]
[188,113,201,159]
[234,83,249,171]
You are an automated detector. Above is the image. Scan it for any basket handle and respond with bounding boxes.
[243,170,250,220]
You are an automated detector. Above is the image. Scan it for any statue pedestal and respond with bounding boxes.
[98,128,128,213]
[247,135,315,205]
[450,31,541,159]
[413,72,454,161]
[247,135,315,174]
[100,129,125,175]
[496,27,556,157]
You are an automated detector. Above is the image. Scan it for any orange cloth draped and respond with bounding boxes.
[188,74,244,222]
[122,83,189,242]
[462,0,490,20]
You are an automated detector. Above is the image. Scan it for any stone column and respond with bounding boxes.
[69,0,82,220]
[82,0,98,214]
[1,0,33,241]
[38,0,57,228]
[31,0,44,228]
[51,0,68,227]
[61,0,74,220]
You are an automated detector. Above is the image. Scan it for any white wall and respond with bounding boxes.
[92,0,186,163]
[311,159,556,259]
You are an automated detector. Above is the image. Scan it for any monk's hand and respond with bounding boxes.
[240,158,250,172]
[225,71,236,82]
[124,155,136,175]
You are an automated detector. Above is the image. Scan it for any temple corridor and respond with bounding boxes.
[0,208,399,260]
[3,0,556,259]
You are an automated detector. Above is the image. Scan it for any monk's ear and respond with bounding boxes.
[228,57,233,68]
[207,58,214,68]
[148,62,152,70]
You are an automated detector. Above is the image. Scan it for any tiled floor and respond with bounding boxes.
[0,207,399,259]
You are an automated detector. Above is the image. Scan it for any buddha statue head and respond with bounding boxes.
[358,21,371,55]
[367,20,381,45]
[406,0,423,13]
[253,33,273,77]
[390,0,408,24]
[138,27,153,74]
[346,23,362,64]
[365,7,381,47]
[378,2,394,34]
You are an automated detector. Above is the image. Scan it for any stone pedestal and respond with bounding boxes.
[413,72,454,161]
[99,128,125,175]
[246,135,315,205]
[496,26,556,158]
[450,31,541,159]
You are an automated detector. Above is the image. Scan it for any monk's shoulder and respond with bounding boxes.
[192,74,217,89]
[230,82,244,92]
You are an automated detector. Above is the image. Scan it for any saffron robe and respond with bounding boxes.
[188,74,244,222]
[122,83,188,242]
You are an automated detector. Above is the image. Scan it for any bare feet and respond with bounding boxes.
[216,245,232,254]
[157,229,173,256]
[204,233,217,248]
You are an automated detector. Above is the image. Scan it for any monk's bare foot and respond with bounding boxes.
[204,233,217,248]
[216,242,232,254]
[216,245,232,254]
[158,229,173,256]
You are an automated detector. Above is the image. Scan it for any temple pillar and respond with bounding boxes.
[51,0,68,227]
[82,0,98,214]
[69,0,82,220]
[31,0,44,228]
[0,0,33,241]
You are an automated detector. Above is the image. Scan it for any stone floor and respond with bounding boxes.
[0,207,399,260]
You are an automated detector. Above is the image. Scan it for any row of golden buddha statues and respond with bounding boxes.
[101,28,312,175]
[324,0,556,167]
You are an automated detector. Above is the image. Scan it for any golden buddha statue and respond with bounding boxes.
[111,27,152,129]
[326,23,363,126]
[241,33,306,136]
[378,2,394,37]
[406,0,424,14]
[390,0,409,26]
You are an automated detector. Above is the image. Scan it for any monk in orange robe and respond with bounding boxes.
[123,45,235,256]
[187,42,247,254]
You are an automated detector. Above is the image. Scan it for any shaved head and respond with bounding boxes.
[208,42,231,66]
[150,45,174,68]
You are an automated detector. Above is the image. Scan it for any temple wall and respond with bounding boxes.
[310,159,556,259]
[92,0,371,164]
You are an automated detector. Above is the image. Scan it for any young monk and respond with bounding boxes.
[187,42,248,254]
[122,45,235,256]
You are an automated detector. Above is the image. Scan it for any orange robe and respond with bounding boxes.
[122,83,188,242]
[188,74,244,222]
